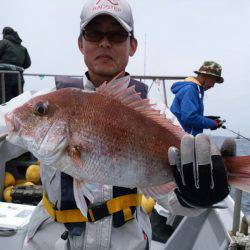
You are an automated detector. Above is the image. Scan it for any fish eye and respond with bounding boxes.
[34,102,48,116]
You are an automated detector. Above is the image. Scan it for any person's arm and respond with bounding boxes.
[23,49,31,69]
[151,134,232,217]
[179,87,216,130]
[141,83,148,99]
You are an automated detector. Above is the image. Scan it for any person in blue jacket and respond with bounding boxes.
[170,61,224,135]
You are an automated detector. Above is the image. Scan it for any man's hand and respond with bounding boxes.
[168,134,231,208]
[205,115,221,120]
[205,115,224,130]
[211,119,224,130]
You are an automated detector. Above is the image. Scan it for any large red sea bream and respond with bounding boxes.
[4,78,250,195]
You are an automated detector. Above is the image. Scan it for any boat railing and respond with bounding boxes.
[232,189,243,236]
[24,73,186,81]
[240,214,250,235]
[0,70,22,103]
[0,71,186,107]
[24,73,187,107]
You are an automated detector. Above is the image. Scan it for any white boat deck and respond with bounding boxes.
[0,197,238,250]
[151,197,239,250]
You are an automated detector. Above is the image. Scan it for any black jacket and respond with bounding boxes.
[0,32,31,69]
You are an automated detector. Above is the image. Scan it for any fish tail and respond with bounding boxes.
[224,156,250,192]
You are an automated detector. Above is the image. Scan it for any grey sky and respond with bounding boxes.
[1,0,250,137]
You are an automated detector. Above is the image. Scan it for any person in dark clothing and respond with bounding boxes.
[170,61,224,136]
[0,27,31,103]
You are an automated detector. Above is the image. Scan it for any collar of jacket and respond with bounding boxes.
[4,33,22,44]
[185,76,202,87]
[83,72,131,91]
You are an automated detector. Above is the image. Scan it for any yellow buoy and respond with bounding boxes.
[3,186,14,202]
[22,181,35,186]
[15,179,28,186]
[4,172,15,188]
[26,164,40,184]
[16,181,35,187]
[141,196,155,214]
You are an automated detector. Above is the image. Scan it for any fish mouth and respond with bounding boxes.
[4,113,68,166]
[5,113,20,134]
[4,113,22,145]
[4,115,30,149]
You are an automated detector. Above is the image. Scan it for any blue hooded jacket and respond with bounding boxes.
[170,79,216,135]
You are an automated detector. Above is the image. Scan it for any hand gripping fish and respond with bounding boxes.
[4,78,250,214]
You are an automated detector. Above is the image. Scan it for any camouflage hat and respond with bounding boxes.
[194,61,224,83]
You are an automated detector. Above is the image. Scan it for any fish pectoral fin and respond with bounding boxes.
[141,182,177,200]
[73,179,89,217]
[68,143,90,170]
[72,152,84,170]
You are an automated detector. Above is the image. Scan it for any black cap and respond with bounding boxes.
[2,27,15,36]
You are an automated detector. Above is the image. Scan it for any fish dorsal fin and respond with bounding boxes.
[96,77,185,137]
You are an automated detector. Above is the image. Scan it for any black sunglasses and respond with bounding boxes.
[82,30,131,43]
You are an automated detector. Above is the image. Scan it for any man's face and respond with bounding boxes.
[78,15,137,79]
[203,75,218,91]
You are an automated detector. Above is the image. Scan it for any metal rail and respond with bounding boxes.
[24,73,186,81]
[0,70,22,104]
[240,215,250,235]
[231,189,243,236]
[0,70,187,113]
[22,73,186,108]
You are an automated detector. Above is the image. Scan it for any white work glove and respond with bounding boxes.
[168,134,234,208]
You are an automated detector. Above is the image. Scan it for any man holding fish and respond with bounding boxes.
[1,0,233,249]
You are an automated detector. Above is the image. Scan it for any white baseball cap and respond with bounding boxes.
[80,0,134,32]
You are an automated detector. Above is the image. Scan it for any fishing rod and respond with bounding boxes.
[220,120,250,142]
[222,126,250,142]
